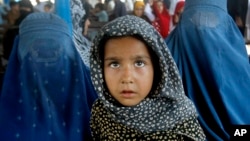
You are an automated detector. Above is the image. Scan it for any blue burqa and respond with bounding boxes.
[166,0,250,140]
[0,13,97,141]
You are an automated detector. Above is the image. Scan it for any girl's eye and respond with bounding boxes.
[135,60,145,67]
[110,62,120,68]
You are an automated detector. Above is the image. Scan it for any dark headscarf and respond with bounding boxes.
[15,0,33,26]
[113,0,127,18]
[166,0,250,140]
[90,15,205,140]
[0,13,97,141]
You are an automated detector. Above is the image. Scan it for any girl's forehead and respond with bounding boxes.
[104,36,150,56]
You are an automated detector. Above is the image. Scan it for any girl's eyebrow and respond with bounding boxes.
[104,55,151,61]
[104,56,121,61]
[132,55,151,60]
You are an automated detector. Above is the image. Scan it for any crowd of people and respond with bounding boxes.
[87,0,185,39]
[0,0,54,69]
[0,0,249,141]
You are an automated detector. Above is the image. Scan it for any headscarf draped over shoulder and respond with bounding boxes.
[90,15,205,140]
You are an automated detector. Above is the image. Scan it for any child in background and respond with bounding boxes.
[132,0,151,23]
[90,15,206,140]
[43,2,53,13]
[93,3,109,22]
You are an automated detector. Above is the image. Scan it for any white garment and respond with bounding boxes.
[169,0,185,32]
[125,0,133,12]
[34,2,47,12]
[245,0,250,41]
[169,0,185,15]
[107,0,115,12]
[144,3,155,22]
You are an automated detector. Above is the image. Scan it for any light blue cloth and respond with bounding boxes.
[54,0,72,35]
[95,10,109,22]
[3,0,9,5]
[166,0,250,140]
[0,13,97,141]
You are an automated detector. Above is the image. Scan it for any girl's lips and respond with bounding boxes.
[120,90,135,98]
[121,90,134,93]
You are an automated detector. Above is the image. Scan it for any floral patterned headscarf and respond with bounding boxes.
[71,0,91,67]
[90,15,205,140]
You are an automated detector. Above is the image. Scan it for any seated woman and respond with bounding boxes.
[0,13,97,141]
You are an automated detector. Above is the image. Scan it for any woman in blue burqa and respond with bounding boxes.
[165,0,250,140]
[0,13,97,141]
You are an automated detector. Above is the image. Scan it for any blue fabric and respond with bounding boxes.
[0,13,97,141]
[54,0,72,35]
[165,0,250,140]
[3,0,9,5]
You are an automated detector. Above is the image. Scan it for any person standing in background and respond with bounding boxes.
[166,0,250,140]
[152,0,171,38]
[34,0,46,12]
[5,1,20,26]
[125,0,134,13]
[144,0,155,22]
[104,0,115,16]
[71,0,92,67]
[43,2,54,13]
[132,0,151,23]
[227,0,248,37]
[15,0,33,26]
[2,0,33,61]
[111,0,127,20]
[92,3,109,22]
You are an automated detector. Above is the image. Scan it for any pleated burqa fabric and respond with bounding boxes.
[166,0,250,140]
[0,13,97,141]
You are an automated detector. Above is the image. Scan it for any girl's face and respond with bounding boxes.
[134,6,144,17]
[104,36,154,106]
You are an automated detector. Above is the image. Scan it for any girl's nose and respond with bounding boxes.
[121,65,133,84]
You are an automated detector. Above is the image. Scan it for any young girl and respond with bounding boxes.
[90,15,206,140]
